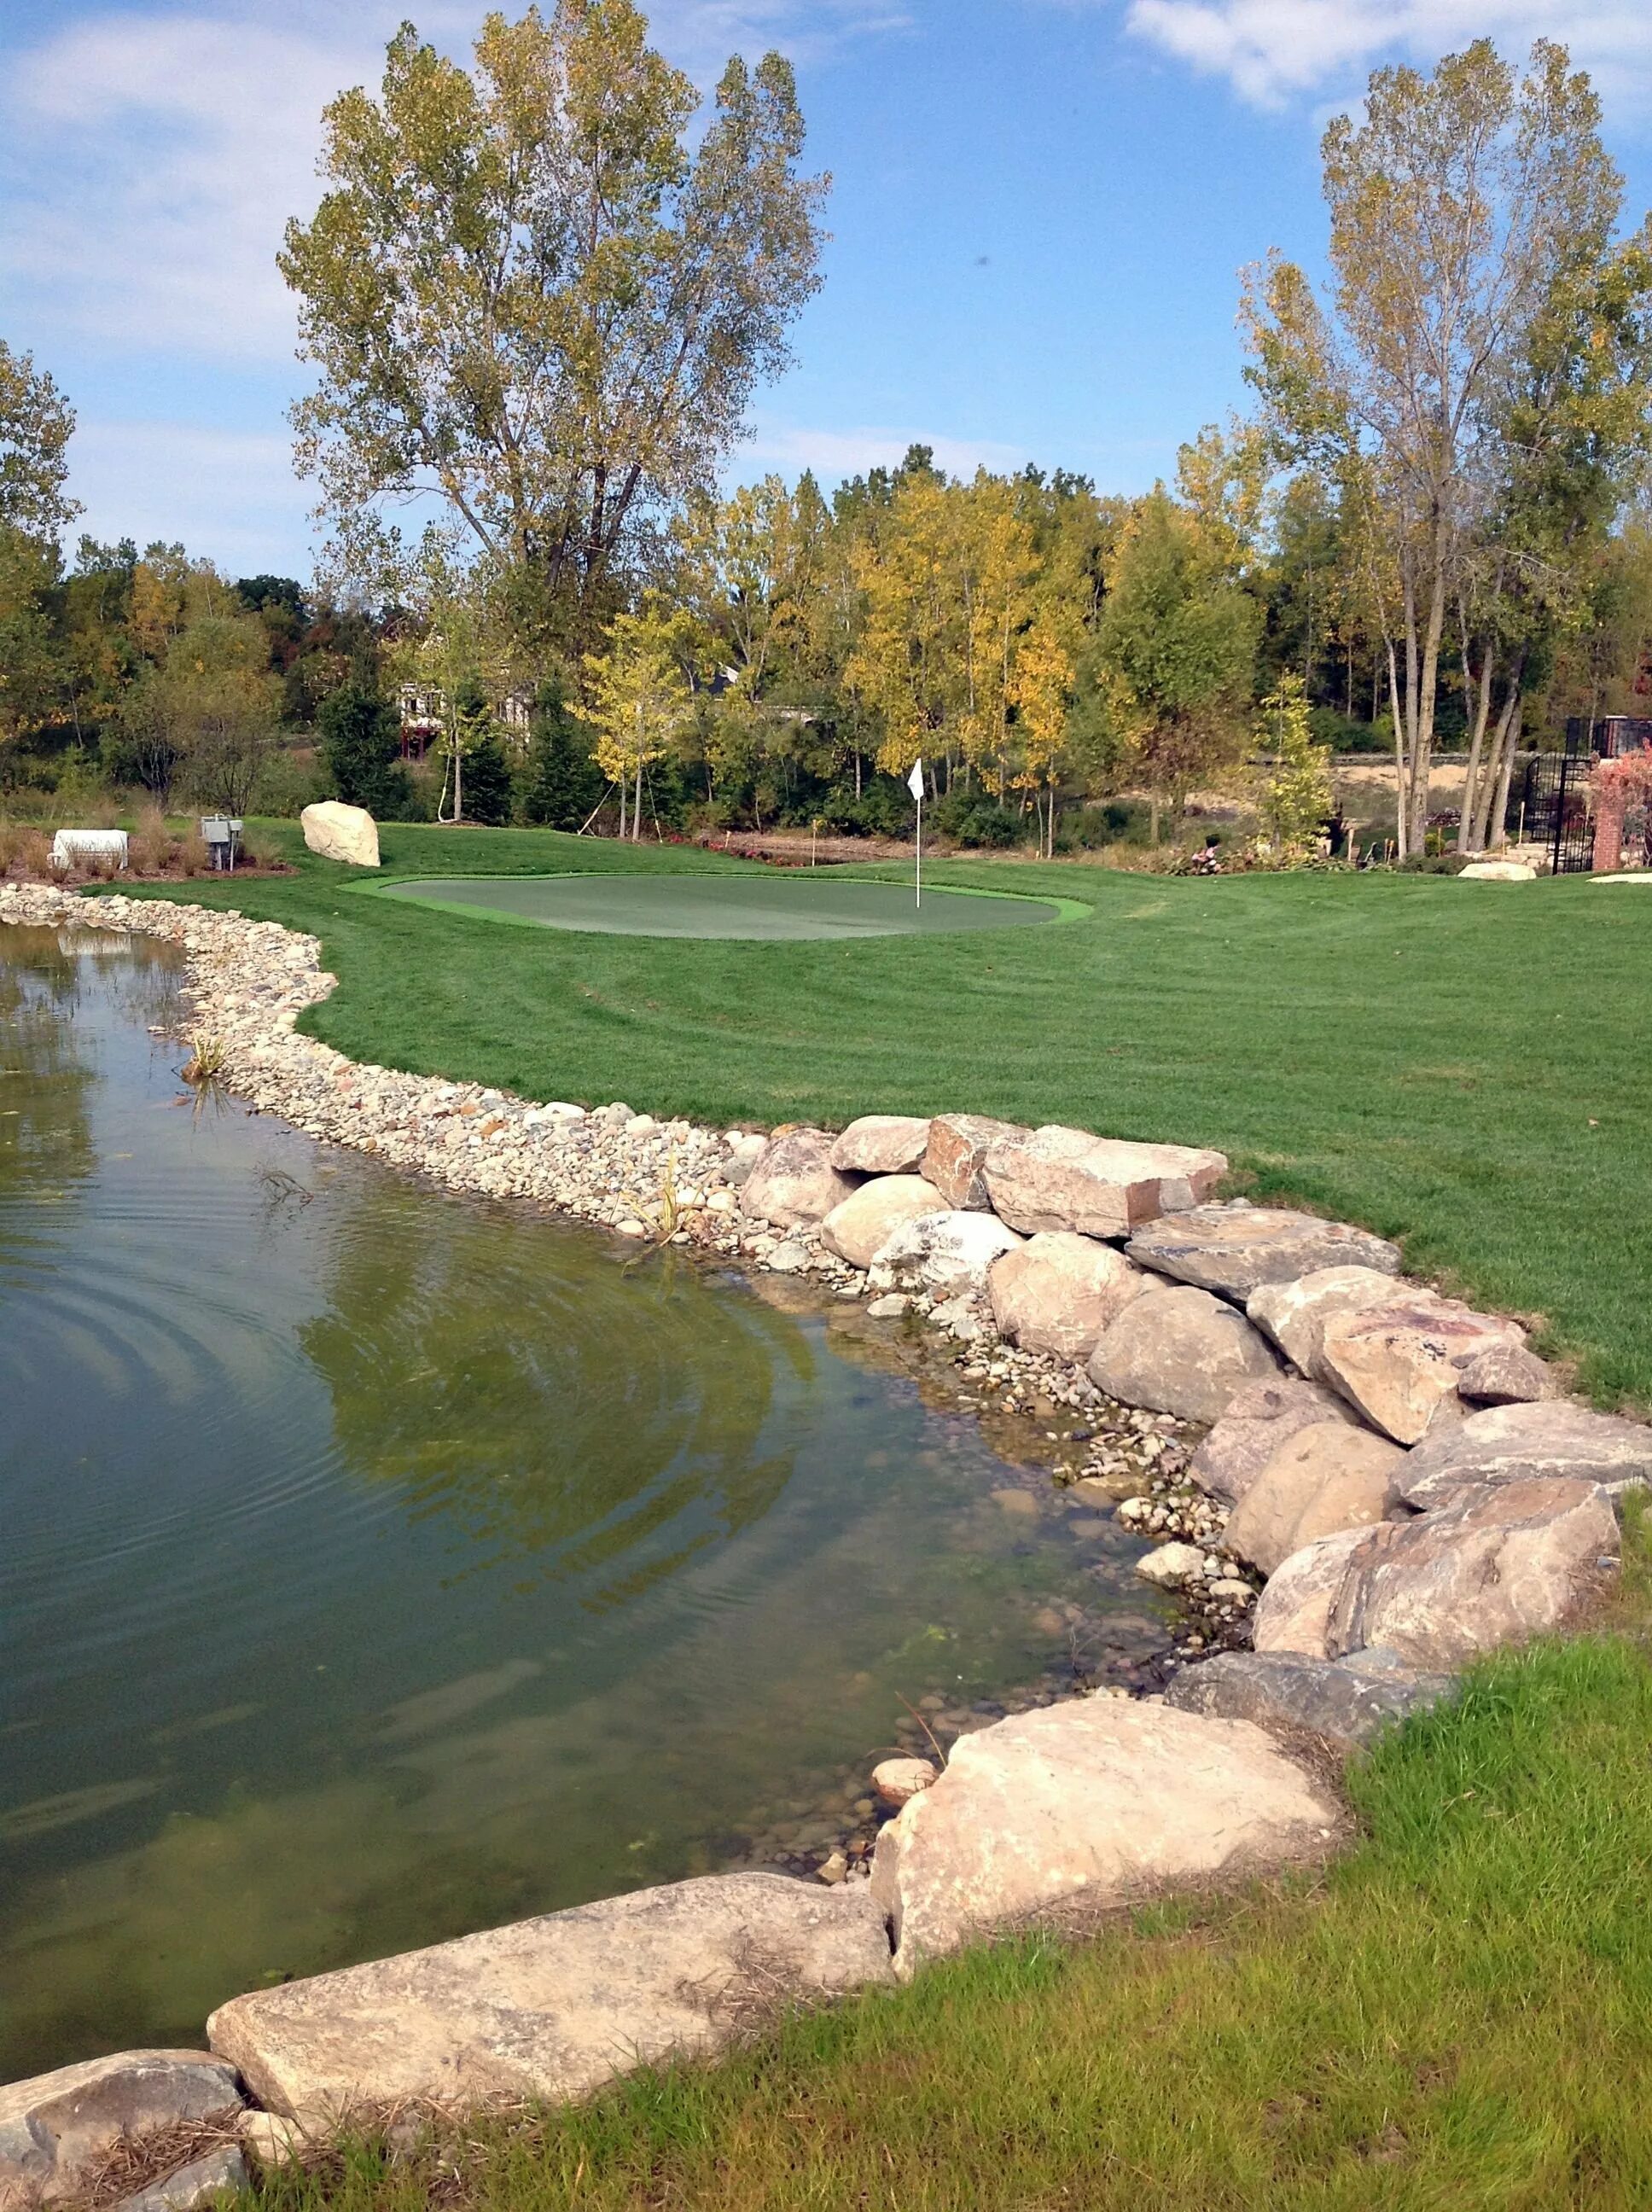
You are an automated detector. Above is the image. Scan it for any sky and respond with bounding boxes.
[3,0,1651,583]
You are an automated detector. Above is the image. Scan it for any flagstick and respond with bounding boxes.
[916,789,922,910]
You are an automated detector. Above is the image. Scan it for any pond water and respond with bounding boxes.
[0,928,1167,2081]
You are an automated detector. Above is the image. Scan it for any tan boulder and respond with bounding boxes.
[1223,1421,1405,1578]
[1126,1204,1400,1301]
[741,1128,858,1227]
[987,1232,1155,1360]
[206,1873,893,2125]
[820,1176,943,1268]
[1328,1476,1618,1672]
[1452,1341,1557,1406]
[1250,1526,1370,1658]
[1188,1377,1359,1505]
[1318,1295,1523,1445]
[921,1113,1030,1209]
[1247,1266,1413,1375]
[870,1698,1340,1976]
[1088,1284,1283,1423]
[1399,1399,1652,1511]
[829,1115,932,1175]
[0,2051,244,2205]
[982,1126,1228,1238]
[300,800,380,867]
[1458,860,1536,881]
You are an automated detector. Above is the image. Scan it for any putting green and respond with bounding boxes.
[369,873,1078,940]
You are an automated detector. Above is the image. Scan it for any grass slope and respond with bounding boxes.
[118,820,1652,1409]
[256,1522,1652,2211]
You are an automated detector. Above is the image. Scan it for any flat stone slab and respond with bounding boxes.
[981,1126,1227,1239]
[206,1873,893,2124]
[0,2051,244,2206]
[1126,1204,1400,1301]
[1399,1400,1652,1510]
[1163,1649,1455,1755]
[1089,1284,1283,1423]
[870,1698,1340,1976]
[1188,1378,1359,1505]
[829,1115,932,1175]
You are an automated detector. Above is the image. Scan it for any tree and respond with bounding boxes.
[1257,673,1334,859]
[0,341,79,538]
[458,721,515,824]
[319,678,412,817]
[522,674,604,826]
[580,602,694,839]
[280,3,828,649]
[1096,490,1258,841]
[1244,40,1646,854]
[119,614,282,811]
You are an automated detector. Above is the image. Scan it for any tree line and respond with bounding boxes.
[3,9,1651,858]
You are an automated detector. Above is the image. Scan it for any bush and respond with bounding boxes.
[817,774,915,840]
[250,748,326,819]
[318,681,413,818]
[1310,707,1394,755]
[930,791,1022,848]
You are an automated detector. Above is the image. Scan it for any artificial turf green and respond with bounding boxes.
[111,820,1652,1409]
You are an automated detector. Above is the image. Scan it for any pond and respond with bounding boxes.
[0,926,1168,2081]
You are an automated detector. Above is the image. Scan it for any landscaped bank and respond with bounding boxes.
[5,874,1652,2212]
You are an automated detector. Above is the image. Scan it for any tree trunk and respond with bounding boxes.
[1474,651,1526,852]
[633,761,643,842]
[1457,632,1495,853]
[1387,641,1407,859]
[1484,692,1524,852]
[618,775,627,840]
[1407,553,1448,854]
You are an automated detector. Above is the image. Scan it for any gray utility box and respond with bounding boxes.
[201,818,243,870]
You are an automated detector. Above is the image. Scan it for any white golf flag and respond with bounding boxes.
[908,759,925,908]
[907,758,925,800]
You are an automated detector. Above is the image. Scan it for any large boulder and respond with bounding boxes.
[1088,1284,1283,1423]
[1318,1295,1524,1444]
[300,800,380,868]
[819,1176,942,1269]
[1163,1648,1455,1756]
[1399,1400,1652,1510]
[740,1128,858,1228]
[1250,1526,1371,1658]
[206,1873,893,2125]
[1223,1420,1406,1578]
[868,1209,1024,1298]
[982,1126,1227,1239]
[1126,1203,1400,1301]
[1328,1477,1619,1672]
[0,2051,244,2206]
[829,1115,932,1176]
[986,1232,1156,1361]
[921,1113,1030,1209]
[1188,1378,1361,1506]
[870,1698,1339,1977]
[1248,1266,1413,1375]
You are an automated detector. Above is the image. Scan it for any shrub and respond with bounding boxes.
[930,791,1022,848]
[318,682,413,818]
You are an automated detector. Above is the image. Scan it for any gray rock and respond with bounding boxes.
[1088,1284,1283,1423]
[1452,1341,1557,1405]
[1250,1526,1370,1658]
[920,1113,1030,1209]
[1127,1204,1400,1301]
[1162,1649,1455,1755]
[1399,1400,1652,1509]
[1223,1421,1406,1577]
[741,1129,858,1228]
[829,1115,932,1175]
[206,1873,893,2124]
[114,2146,249,2212]
[0,2052,244,2206]
[1188,1378,1360,1505]
[982,1126,1228,1239]
[1328,1476,1619,1671]
[870,1698,1340,1977]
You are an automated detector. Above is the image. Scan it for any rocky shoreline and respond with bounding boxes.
[4,876,1650,2211]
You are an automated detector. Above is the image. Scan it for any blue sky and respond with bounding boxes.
[3,0,1650,582]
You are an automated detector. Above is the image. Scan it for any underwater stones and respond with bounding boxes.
[1127,1204,1400,1301]
[870,1699,1339,1977]
[871,1757,938,1807]
[981,1127,1228,1240]
[207,1874,894,2125]
[1089,1285,1283,1424]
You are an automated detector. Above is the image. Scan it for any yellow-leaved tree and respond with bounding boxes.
[581,604,695,841]
[1257,672,1334,861]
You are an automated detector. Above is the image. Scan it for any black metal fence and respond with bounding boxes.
[1518,729,1596,874]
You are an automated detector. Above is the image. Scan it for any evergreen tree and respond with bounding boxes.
[522,676,603,828]
[319,678,410,817]
[460,727,515,824]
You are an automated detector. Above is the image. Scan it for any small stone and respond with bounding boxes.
[864,1293,909,1318]
[1133,1540,1206,1587]
[239,2112,305,2172]
[114,2145,249,2212]
[817,1852,849,1885]
[767,1242,808,1272]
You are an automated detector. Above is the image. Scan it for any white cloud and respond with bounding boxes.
[1116,0,1652,110]
[67,421,313,575]
[741,421,1032,479]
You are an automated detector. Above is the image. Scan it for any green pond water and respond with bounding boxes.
[0,928,1167,2081]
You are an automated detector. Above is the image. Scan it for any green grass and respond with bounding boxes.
[107,818,1652,1411]
[249,1521,1652,2210]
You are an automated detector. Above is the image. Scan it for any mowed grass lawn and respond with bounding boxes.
[125,818,1652,1408]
